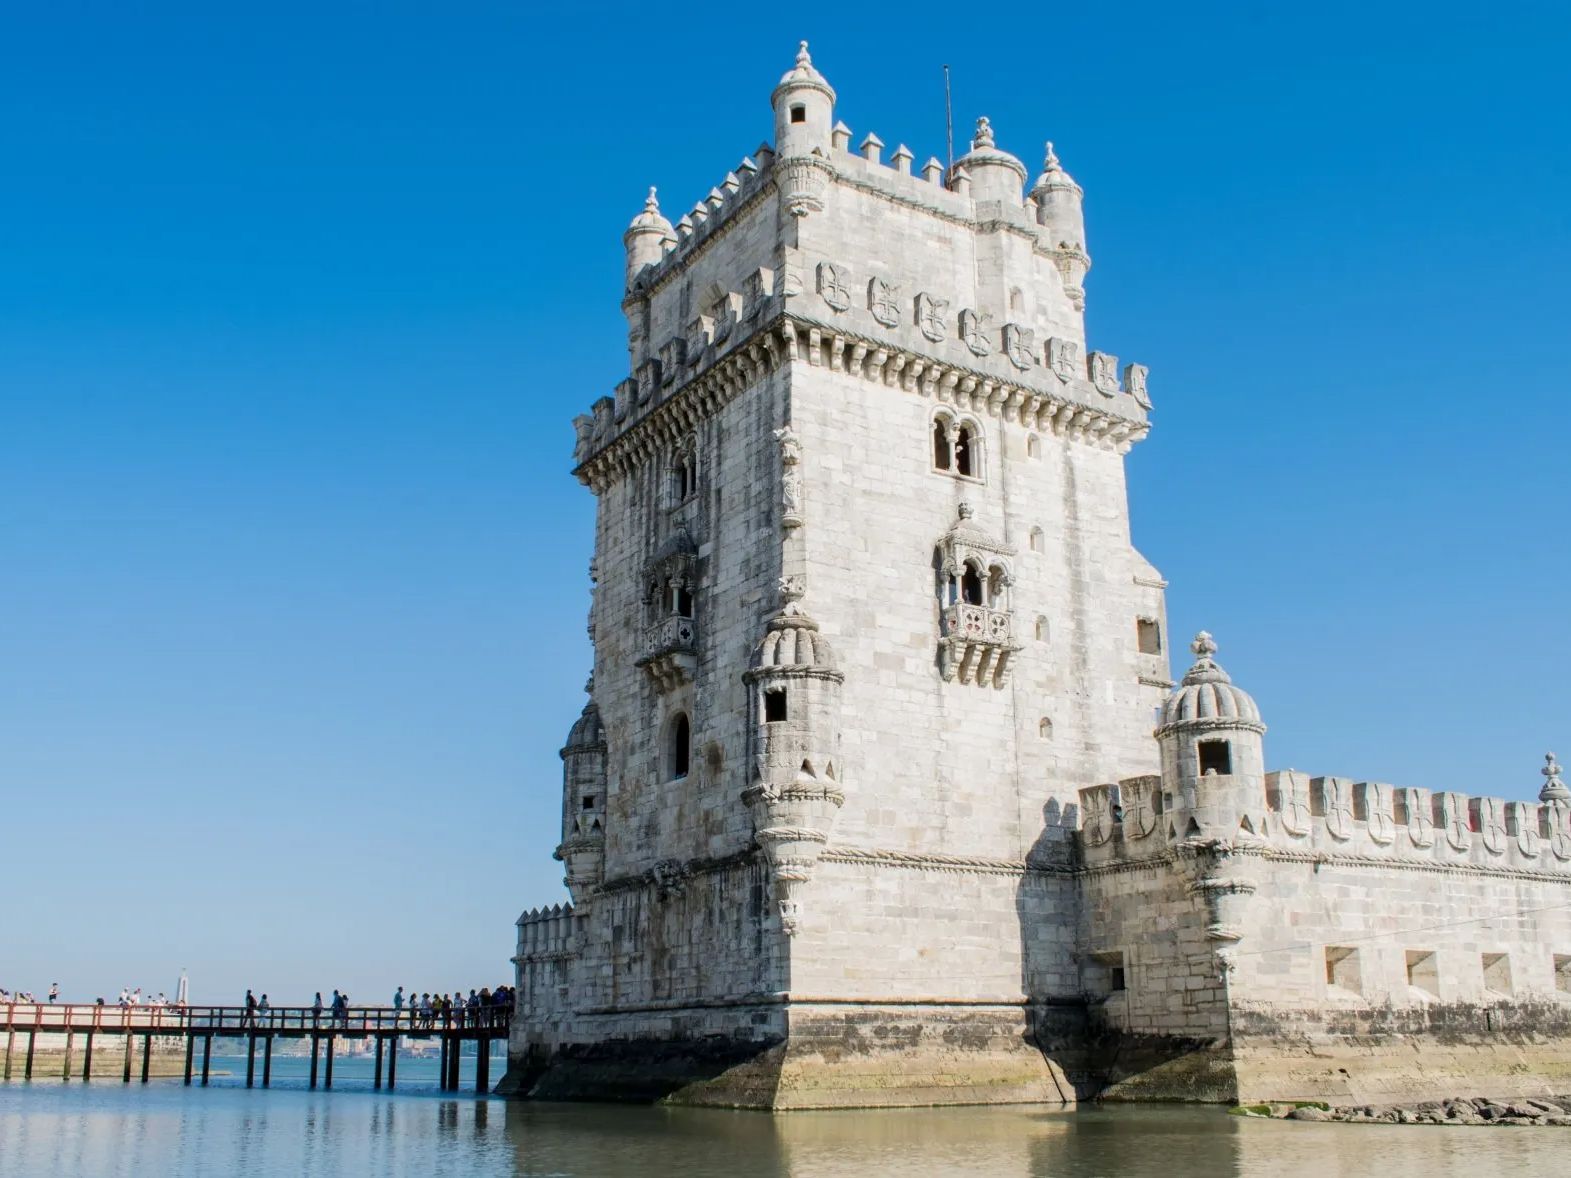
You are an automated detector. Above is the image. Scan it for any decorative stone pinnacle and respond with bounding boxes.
[1191,631,1217,659]
[974,117,994,149]
[957,501,975,520]
[1044,141,1059,169]
[1542,752,1570,803]
[645,186,659,212]
[797,40,811,67]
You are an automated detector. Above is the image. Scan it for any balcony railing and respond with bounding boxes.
[941,603,1013,644]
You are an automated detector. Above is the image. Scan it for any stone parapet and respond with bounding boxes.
[1078,773,1571,877]
[514,904,578,964]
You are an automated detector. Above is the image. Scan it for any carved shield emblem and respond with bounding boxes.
[1363,783,1396,845]
[1547,801,1571,861]
[959,308,993,357]
[817,261,850,311]
[1047,337,1079,382]
[868,278,901,327]
[1478,797,1506,855]
[1124,362,1152,409]
[1323,779,1353,841]
[1122,777,1159,840]
[1441,793,1471,851]
[1406,789,1435,848]
[1003,323,1035,371]
[1512,802,1541,858]
[1088,351,1119,396]
[1081,787,1115,847]
[1279,776,1311,837]
[916,292,949,342]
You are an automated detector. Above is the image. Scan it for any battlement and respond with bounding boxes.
[1078,772,1571,875]
[514,903,578,962]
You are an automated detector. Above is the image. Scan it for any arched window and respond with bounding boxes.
[1029,527,1045,553]
[1026,434,1041,459]
[955,424,975,478]
[961,563,984,606]
[675,585,694,618]
[1039,717,1054,740]
[987,565,1008,607]
[670,714,691,779]
[932,418,952,471]
[1035,616,1049,643]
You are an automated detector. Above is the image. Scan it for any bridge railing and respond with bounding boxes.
[1,1001,513,1033]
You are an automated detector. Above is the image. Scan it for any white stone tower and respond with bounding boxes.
[509,43,1168,1107]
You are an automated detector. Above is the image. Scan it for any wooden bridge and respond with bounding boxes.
[0,1002,508,1093]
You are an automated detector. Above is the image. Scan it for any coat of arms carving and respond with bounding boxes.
[1003,323,1035,371]
[915,292,949,342]
[959,308,992,357]
[868,277,901,327]
[817,262,850,312]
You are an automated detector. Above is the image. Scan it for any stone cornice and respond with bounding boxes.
[575,314,1150,493]
[1077,842,1571,885]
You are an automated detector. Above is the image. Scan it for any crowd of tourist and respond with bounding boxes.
[230,984,515,1028]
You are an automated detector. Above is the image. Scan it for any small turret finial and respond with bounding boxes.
[1044,141,1059,169]
[797,40,811,67]
[1191,631,1218,659]
[973,116,995,149]
[644,187,659,213]
[1542,752,1570,803]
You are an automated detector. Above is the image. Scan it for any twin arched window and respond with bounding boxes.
[946,558,1009,610]
[932,415,980,479]
[670,439,698,505]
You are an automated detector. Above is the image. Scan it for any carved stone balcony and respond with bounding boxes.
[939,604,1020,688]
[637,614,698,692]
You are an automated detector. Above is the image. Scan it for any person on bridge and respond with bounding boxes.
[394,986,404,1023]
[258,994,271,1024]
[243,989,258,1027]
[312,992,324,1025]
[48,983,58,1003]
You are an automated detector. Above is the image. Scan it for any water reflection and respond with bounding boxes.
[1,1081,1566,1177]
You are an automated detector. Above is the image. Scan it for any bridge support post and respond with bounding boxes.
[387,1035,397,1090]
[123,1032,133,1083]
[183,1035,194,1085]
[4,1025,14,1080]
[262,1035,272,1088]
[309,1036,319,1088]
[142,1033,152,1083]
[24,1032,35,1081]
[373,1034,383,1090]
[83,1030,95,1082]
[201,1034,212,1086]
[447,1037,460,1091]
[475,1037,490,1094]
[62,1029,74,1081]
[246,1034,256,1087]
[438,1035,448,1091]
[324,1035,335,1090]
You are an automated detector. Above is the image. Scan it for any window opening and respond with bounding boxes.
[581,795,597,810]
[1555,955,1571,995]
[764,688,788,723]
[961,565,983,606]
[1482,953,1512,995]
[1325,946,1361,994]
[670,714,691,779]
[1406,949,1439,997]
[675,586,694,618]
[790,104,806,124]
[1029,527,1044,553]
[1026,434,1041,459]
[1039,717,1054,740]
[1035,616,1048,642]
[987,566,1007,606]
[1137,618,1162,655]
[932,420,952,470]
[1197,739,1232,776]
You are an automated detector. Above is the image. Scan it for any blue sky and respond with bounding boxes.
[0,2,1566,1003]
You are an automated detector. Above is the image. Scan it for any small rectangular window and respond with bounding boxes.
[1406,949,1439,997]
[764,688,788,723]
[1555,955,1571,995]
[1109,966,1126,993]
[581,795,596,810]
[1137,618,1162,655]
[1325,946,1361,994]
[1198,739,1232,776]
[790,104,806,124]
[1086,950,1127,998]
[1482,952,1512,996]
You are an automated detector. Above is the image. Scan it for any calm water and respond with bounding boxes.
[0,1058,1564,1177]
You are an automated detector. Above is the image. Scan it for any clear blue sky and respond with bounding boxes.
[1,3,1565,1003]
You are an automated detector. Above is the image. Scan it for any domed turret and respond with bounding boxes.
[741,582,846,935]
[556,682,608,904]
[623,187,674,289]
[952,117,1027,206]
[771,41,835,158]
[1156,632,1267,838]
[1029,142,1090,309]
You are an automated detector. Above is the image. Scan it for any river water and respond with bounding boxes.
[0,1056,1563,1176]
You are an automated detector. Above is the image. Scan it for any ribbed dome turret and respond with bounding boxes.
[952,117,1027,204]
[1158,632,1265,733]
[1029,141,1082,201]
[772,41,835,104]
[563,699,605,754]
[753,609,837,671]
[623,187,675,288]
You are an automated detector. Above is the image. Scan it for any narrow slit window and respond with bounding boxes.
[932,420,952,470]
[955,425,975,477]
[675,586,694,618]
[670,714,691,780]
[961,565,984,606]
[763,688,788,723]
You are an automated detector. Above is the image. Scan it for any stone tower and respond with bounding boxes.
[508,43,1167,1108]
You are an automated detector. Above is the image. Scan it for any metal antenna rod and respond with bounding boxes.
[943,64,954,181]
